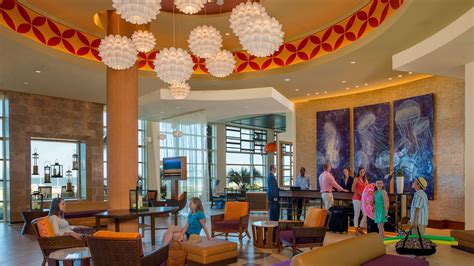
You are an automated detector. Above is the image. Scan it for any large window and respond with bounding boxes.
[279,142,294,186]
[30,139,86,199]
[226,126,267,189]
[103,108,147,198]
[0,96,9,221]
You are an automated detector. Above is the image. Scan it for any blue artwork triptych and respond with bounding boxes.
[316,93,434,199]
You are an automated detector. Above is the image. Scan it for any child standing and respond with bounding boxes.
[162,197,214,245]
[410,177,429,235]
[374,179,389,238]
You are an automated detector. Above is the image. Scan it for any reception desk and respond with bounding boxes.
[279,189,412,231]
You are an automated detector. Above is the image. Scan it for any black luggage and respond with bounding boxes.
[328,206,349,233]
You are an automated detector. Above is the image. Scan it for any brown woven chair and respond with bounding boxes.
[165,192,187,225]
[32,217,86,266]
[86,234,169,266]
[211,202,251,242]
[277,208,331,255]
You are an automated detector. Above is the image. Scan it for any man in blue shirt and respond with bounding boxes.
[267,165,280,221]
[294,167,310,220]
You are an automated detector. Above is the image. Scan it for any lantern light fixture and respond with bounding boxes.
[51,160,63,178]
[32,148,39,175]
[44,162,51,184]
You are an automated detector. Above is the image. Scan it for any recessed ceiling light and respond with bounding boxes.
[408,72,413,74]
[284,78,290,82]
[35,70,41,73]
[306,93,310,96]
[398,74,403,78]
[324,91,328,94]
[345,87,350,90]
[388,77,393,80]
[315,92,319,95]
[160,111,164,114]
[244,106,249,108]
[355,85,359,88]
[350,61,356,64]
[225,32,230,36]
[24,82,28,85]
[295,89,299,91]
[176,107,180,109]
[364,83,368,86]
[341,80,347,83]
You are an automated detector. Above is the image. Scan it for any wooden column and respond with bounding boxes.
[106,11,139,232]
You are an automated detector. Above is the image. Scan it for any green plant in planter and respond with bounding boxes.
[227,168,251,191]
[396,166,406,177]
[160,184,167,199]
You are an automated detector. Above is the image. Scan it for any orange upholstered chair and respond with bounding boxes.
[211,202,251,242]
[32,217,86,266]
[278,208,331,255]
[86,231,169,266]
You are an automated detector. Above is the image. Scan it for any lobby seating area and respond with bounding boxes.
[1,0,473,265]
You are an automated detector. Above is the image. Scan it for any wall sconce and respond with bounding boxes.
[51,160,63,178]
[44,162,51,184]
[32,148,39,175]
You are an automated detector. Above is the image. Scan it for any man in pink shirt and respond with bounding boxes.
[319,162,349,209]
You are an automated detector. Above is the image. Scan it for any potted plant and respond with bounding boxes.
[396,167,406,194]
[227,168,251,192]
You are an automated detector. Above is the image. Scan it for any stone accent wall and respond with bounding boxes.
[6,91,104,222]
[295,76,465,222]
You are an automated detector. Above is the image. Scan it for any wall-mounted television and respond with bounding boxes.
[162,156,187,180]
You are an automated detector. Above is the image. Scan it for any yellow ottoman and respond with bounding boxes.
[180,239,238,265]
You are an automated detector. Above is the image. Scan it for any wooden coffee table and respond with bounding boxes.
[252,221,279,249]
[48,247,91,266]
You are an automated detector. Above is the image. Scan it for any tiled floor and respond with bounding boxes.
[1,212,472,266]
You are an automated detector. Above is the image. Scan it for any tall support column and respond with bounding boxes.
[106,11,138,231]
[465,61,474,230]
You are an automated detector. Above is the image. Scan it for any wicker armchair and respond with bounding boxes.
[32,218,86,266]
[86,234,169,266]
[211,202,251,242]
[277,208,331,255]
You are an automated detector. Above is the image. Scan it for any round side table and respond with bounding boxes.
[252,221,279,249]
[48,247,91,266]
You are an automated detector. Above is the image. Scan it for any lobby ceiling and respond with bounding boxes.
[0,0,472,120]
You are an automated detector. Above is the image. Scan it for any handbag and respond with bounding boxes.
[167,240,187,266]
[395,227,437,256]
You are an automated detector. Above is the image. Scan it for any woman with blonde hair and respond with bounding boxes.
[162,197,213,245]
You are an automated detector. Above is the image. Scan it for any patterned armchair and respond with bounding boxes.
[211,202,251,242]
[86,231,169,266]
[278,208,331,255]
[32,217,86,266]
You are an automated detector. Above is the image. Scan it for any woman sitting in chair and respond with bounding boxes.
[48,197,92,240]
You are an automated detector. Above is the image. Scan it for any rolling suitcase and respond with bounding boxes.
[328,206,349,233]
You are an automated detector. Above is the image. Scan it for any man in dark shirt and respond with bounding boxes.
[266,165,280,221]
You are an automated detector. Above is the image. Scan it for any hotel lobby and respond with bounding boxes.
[0,0,473,265]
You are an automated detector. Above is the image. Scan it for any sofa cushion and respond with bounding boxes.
[213,220,240,231]
[181,239,237,257]
[363,254,429,266]
[290,233,386,266]
[223,202,249,221]
[304,208,327,227]
[36,217,55,238]
[279,230,323,244]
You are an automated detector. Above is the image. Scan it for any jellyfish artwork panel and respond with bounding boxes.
[354,103,390,189]
[394,94,434,199]
[316,108,350,189]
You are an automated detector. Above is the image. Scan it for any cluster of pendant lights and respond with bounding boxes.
[99,0,284,99]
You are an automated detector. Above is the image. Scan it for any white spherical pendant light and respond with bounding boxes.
[240,16,284,57]
[175,0,207,15]
[112,0,162,24]
[206,50,236,78]
[188,25,222,59]
[131,30,156,53]
[99,35,138,70]
[169,82,191,100]
[229,2,268,37]
[154,48,194,84]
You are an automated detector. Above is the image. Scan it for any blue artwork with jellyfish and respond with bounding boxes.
[316,108,350,189]
[354,103,390,190]
[394,94,434,199]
